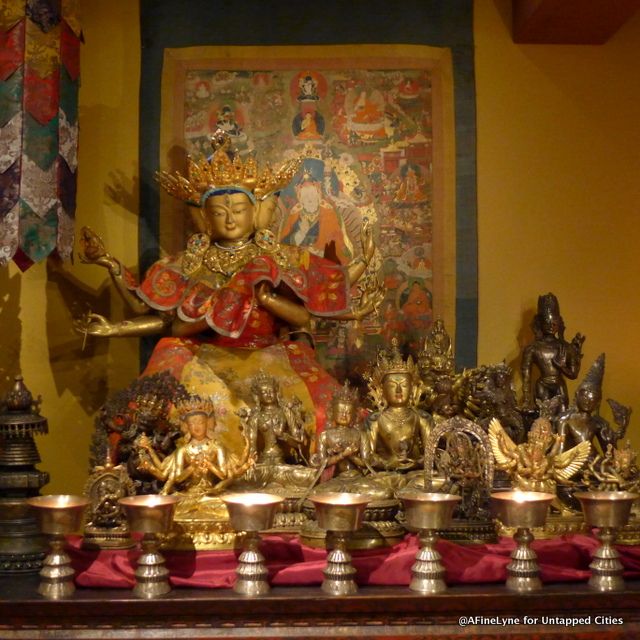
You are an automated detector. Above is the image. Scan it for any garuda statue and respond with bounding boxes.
[75,130,382,458]
[489,417,590,510]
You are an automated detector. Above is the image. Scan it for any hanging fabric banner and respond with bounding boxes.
[0,0,81,270]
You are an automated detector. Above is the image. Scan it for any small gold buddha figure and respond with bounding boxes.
[137,395,254,517]
[364,338,432,471]
[521,292,585,412]
[489,417,590,510]
[240,371,308,466]
[311,382,368,477]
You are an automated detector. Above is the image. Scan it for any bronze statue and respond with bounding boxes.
[555,354,632,455]
[489,417,590,508]
[137,395,254,516]
[521,293,585,411]
[364,338,432,471]
[463,363,524,442]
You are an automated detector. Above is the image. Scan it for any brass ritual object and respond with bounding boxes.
[26,495,89,599]
[490,491,554,592]
[310,492,370,596]
[119,494,179,598]
[221,492,284,596]
[574,491,638,591]
[0,376,50,573]
[399,491,461,594]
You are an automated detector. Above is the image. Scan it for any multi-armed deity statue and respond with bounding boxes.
[76,130,381,466]
[137,395,254,517]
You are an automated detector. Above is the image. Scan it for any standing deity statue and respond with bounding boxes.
[364,337,433,471]
[521,293,585,411]
[555,354,632,455]
[583,441,640,493]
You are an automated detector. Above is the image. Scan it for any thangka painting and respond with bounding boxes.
[160,45,456,379]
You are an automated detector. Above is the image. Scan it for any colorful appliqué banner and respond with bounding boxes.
[0,0,81,270]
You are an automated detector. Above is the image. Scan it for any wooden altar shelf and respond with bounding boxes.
[1,576,640,640]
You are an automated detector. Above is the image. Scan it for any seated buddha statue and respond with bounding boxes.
[75,130,382,462]
[137,394,254,518]
[364,337,433,471]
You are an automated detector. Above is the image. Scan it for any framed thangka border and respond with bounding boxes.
[159,45,456,379]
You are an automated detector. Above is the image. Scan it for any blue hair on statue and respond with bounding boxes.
[200,187,257,207]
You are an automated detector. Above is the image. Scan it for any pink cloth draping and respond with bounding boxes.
[67,534,640,590]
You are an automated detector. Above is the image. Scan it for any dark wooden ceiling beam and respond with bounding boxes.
[512,0,640,44]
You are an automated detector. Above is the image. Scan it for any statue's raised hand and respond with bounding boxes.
[78,226,119,273]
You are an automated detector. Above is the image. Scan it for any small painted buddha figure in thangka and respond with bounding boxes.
[75,129,383,463]
[520,292,585,412]
[137,395,254,518]
[364,337,433,472]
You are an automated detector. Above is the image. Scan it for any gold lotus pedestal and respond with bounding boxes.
[221,492,284,596]
[575,491,639,592]
[490,491,554,593]
[399,491,461,594]
[310,493,370,596]
[119,495,179,599]
[26,495,89,599]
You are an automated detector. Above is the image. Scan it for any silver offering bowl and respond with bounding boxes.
[310,492,370,596]
[221,492,284,596]
[27,495,89,599]
[574,490,639,591]
[490,491,554,592]
[119,494,179,599]
[399,491,461,594]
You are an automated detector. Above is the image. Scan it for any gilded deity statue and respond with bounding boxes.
[233,371,316,495]
[137,395,254,517]
[489,417,590,509]
[310,382,368,478]
[75,130,382,459]
[364,338,432,471]
[239,371,308,465]
[521,293,585,411]
[583,441,640,493]
[555,354,631,455]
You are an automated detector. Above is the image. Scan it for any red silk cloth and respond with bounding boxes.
[136,251,350,340]
[68,534,640,590]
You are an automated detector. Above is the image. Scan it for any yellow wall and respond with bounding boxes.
[3,0,640,492]
[476,0,640,437]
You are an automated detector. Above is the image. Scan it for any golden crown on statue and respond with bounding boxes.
[174,395,216,419]
[156,129,302,206]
